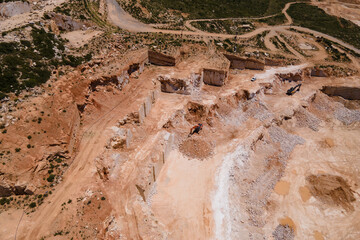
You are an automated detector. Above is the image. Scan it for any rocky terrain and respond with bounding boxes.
[0,0,360,239]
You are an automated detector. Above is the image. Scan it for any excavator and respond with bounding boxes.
[188,123,203,137]
[286,84,302,96]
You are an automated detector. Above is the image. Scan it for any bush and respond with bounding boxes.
[0,198,7,205]
[15,148,21,152]
[29,202,36,208]
[140,0,296,21]
[47,174,55,182]
[288,3,360,49]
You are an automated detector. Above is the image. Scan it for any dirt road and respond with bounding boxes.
[106,0,360,55]
[17,68,155,239]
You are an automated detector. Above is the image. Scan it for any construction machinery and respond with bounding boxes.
[188,123,203,137]
[286,84,302,96]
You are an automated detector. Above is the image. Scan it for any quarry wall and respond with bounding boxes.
[148,50,177,66]
[202,68,228,86]
[223,54,265,70]
[322,86,360,100]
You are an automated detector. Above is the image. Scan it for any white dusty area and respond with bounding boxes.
[254,64,308,82]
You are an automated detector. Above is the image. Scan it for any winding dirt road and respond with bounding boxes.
[106,0,360,54]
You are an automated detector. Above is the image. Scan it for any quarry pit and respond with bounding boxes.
[0,1,360,238]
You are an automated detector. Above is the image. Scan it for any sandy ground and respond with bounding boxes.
[61,30,103,48]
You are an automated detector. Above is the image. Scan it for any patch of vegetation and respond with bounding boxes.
[279,33,311,57]
[82,0,111,27]
[145,33,206,52]
[137,0,300,22]
[319,38,351,62]
[288,3,360,49]
[0,26,92,99]
[270,36,292,54]
[258,13,286,26]
[47,174,55,182]
[29,202,36,208]
[192,20,254,35]
[214,38,243,54]
[247,31,269,50]
[54,230,63,236]
[0,197,10,205]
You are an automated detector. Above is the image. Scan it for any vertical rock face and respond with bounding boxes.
[144,96,152,117]
[0,182,34,197]
[148,50,177,66]
[0,1,31,18]
[311,68,328,77]
[0,183,12,197]
[138,103,145,124]
[321,86,360,100]
[276,71,304,82]
[158,76,191,95]
[224,54,246,70]
[202,68,228,86]
[244,58,265,70]
[223,54,265,70]
[265,58,284,66]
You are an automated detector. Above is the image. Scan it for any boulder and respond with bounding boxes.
[0,1,31,18]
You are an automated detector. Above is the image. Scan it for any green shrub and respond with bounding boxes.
[29,202,36,208]
[0,198,7,205]
[288,3,360,49]
[47,174,55,182]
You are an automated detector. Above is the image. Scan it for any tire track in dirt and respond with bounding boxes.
[106,0,360,55]
[22,75,154,239]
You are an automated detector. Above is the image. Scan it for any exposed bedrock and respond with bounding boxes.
[224,54,265,70]
[148,50,177,66]
[202,68,228,86]
[321,86,360,100]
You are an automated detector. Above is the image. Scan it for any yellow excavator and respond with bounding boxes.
[286,84,302,96]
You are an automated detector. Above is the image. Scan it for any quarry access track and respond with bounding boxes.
[106,0,360,55]
[17,71,156,239]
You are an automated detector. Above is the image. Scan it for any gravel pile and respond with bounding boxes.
[334,104,360,125]
[294,107,321,131]
[269,126,305,157]
[243,99,273,122]
[272,224,295,240]
[179,137,213,160]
